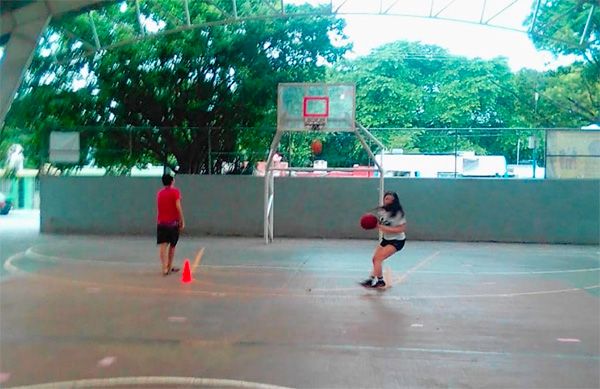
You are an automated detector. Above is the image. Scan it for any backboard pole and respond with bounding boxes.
[266,82,375,244]
[357,122,385,150]
[269,171,274,242]
[354,127,385,206]
[264,130,284,244]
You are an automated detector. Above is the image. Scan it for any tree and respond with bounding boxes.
[4,1,350,174]
[329,41,524,161]
[525,0,599,123]
[527,0,599,65]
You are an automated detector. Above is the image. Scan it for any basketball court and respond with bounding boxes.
[1,1,599,387]
[1,213,598,388]
[2,82,599,389]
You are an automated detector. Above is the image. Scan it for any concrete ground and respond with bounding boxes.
[0,211,599,388]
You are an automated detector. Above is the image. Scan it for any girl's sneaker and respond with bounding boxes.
[371,279,386,288]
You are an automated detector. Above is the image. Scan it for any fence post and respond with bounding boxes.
[207,127,212,175]
[454,130,458,178]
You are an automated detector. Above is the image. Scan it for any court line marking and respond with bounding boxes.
[557,338,581,343]
[4,253,599,301]
[3,252,24,275]
[394,251,440,285]
[7,376,292,389]
[305,343,599,361]
[192,247,205,272]
[20,247,600,276]
[309,251,441,292]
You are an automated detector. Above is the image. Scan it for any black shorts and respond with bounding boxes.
[380,238,406,252]
[157,224,179,246]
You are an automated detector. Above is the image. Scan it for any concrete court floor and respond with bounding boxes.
[0,211,599,388]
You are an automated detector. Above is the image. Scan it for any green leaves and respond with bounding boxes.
[524,0,599,125]
[526,0,599,63]
[4,1,349,174]
[2,1,597,173]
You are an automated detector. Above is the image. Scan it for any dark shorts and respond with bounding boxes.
[380,238,406,252]
[157,223,179,246]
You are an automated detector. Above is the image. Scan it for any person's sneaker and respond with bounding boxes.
[360,278,375,287]
[371,279,386,289]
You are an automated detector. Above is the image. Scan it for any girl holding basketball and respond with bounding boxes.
[361,191,407,288]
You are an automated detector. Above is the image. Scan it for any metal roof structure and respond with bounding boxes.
[0,0,112,127]
[0,0,597,129]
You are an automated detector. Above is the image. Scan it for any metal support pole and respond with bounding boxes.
[264,170,273,243]
[135,0,145,36]
[88,11,101,49]
[184,0,191,26]
[580,4,595,45]
[454,131,458,178]
[480,0,487,23]
[269,172,274,241]
[543,129,548,179]
[129,127,132,159]
[207,127,212,175]
[379,151,384,206]
[354,128,385,207]
[354,129,384,173]
[356,122,385,149]
[264,121,384,244]
[434,0,458,17]
[484,0,519,25]
[264,130,283,244]
[232,0,238,18]
[530,0,541,32]
[532,144,537,178]
[528,135,537,178]
[265,131,284,172]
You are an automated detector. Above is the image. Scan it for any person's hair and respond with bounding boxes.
[161,174,174,186]
[382,191,404,218]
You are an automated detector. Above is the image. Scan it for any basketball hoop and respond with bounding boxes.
[277,83,354,132]
[304,117,328,131]
[303,95,329,131]
[266,83,382,244]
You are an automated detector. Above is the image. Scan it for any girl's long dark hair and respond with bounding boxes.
[382,191,404,218]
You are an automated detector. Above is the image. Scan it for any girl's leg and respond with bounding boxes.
[372,245,397,278]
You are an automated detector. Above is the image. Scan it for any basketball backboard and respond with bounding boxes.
[277,83,355,132]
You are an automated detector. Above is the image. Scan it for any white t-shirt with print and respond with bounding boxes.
[377,209,406,240]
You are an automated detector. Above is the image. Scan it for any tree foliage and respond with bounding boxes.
[4,0,350,173]
[525,0,599,124]
[527,0,599,65]
[328,41,532,163]
[2,0,597,173]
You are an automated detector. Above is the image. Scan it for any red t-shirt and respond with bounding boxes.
[157,186,181,224]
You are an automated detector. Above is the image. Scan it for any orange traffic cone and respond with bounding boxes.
[181,259,192,284]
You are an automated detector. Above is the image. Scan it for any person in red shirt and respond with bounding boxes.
[157,174,185,276]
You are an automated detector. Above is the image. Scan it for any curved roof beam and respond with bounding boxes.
[1,0,596,129]
[0,0,114,128]
[40,0,598,65]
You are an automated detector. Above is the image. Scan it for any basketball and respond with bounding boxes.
[311,139,323,155]
[360,213,378,230]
